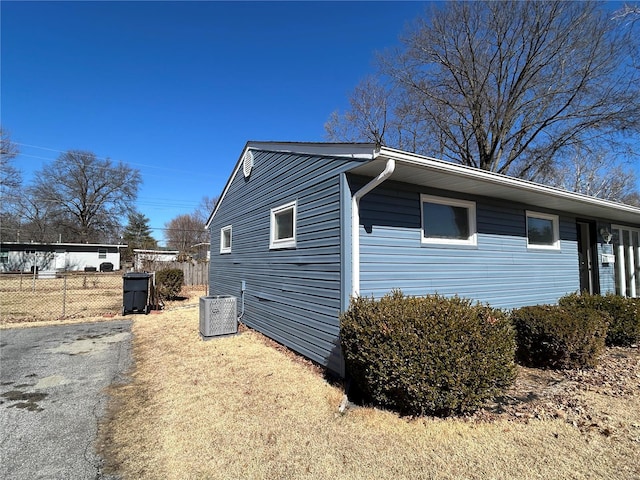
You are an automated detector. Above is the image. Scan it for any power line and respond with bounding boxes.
[15,142,185,172]
[14,142,226,182]
[16,152,193,179]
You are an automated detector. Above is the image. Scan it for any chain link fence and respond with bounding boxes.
[0,271,208,323]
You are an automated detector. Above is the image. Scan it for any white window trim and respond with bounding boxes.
[270,200,297,249]
[220,225,232,254]
[526,211,560,250]
[420,194,477,246]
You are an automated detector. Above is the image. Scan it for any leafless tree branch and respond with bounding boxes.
[326,1,640,198]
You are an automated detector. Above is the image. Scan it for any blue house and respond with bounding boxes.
[206,142,640,375]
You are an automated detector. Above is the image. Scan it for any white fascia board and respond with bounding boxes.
[377,146,640,219]
[244,141,378,160]
[205,141,640,229]
[205,142,252,229]
[205,141,379,228]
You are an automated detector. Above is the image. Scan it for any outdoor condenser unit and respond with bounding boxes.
[199,295,237,338]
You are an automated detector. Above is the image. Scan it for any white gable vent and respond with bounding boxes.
[242,150,254,178]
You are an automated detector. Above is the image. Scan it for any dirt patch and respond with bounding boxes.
[470,347,640,440]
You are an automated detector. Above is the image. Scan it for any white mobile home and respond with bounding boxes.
[0,242,125,273]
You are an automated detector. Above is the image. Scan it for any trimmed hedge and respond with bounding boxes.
[558,292,640,347]
[340,291,516,417]
[155,268,184,300]
[511,304,608,369]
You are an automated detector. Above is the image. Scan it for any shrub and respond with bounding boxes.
[340,291,516,417]
[511,304,608,369]
[559,292,640,347]
[155,268,184,300]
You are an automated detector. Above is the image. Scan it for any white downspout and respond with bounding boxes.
[351,158,396,298]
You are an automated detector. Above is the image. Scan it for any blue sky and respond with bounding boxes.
[2,1,430,244]
[3,1,637,247]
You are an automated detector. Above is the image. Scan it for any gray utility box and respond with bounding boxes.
[199,295,237,337]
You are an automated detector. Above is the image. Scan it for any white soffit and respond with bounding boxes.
[350,149,640,225]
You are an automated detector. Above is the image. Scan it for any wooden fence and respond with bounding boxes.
[142,261,209,286]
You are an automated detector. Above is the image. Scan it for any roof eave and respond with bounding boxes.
[367,146,640,224]
[205,141,380,228]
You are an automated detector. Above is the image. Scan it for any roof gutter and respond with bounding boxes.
[378,146,640,217]
[351,157,395,298]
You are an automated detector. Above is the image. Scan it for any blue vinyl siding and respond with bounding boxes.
[354,178,581,309]
[209,150,362,375]
[211,152,634,376]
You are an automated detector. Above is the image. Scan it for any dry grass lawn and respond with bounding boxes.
[0,275,207,324]
[0,273,123,321]
[98,308,640,480]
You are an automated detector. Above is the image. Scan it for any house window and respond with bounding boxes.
[98,249,107,259]
[270,201,297,249]
[526,211,560,249]
[421,194,477,246]
[220,225,232,253]
[0,249,8,264]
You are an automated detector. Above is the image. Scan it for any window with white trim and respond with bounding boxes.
[526,211,560,249]
[421,194,477,246]
[0,249,8,264]
[270,201,296,249]
[220,225,232,253]
[98,249,107,259]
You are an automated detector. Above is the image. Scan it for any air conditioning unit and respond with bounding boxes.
[199,295,237,338]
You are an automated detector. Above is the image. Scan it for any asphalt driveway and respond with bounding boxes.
[0,320,132,480]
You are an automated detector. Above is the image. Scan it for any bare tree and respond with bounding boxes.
[0,129,23,242]
[614,3,640,74]
[539,148,638,203]
[30,150,141,243]
[164,214,207,255]
[194,195,218,224]
[613,3,640,22]
[325,77,392,145]
[0,128,21,193]
[327,1,640,183]
[12,185,62,242]
[621,191,640,207]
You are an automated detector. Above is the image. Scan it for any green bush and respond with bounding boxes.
[340,291,516,417]
[511,304,608,369]
[559,292,640,347]
[155,268,184,300]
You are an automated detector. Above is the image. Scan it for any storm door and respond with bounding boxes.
[577,221,599,294]
[613,225,640,298]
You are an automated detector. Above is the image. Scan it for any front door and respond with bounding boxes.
[577,221,599,294]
